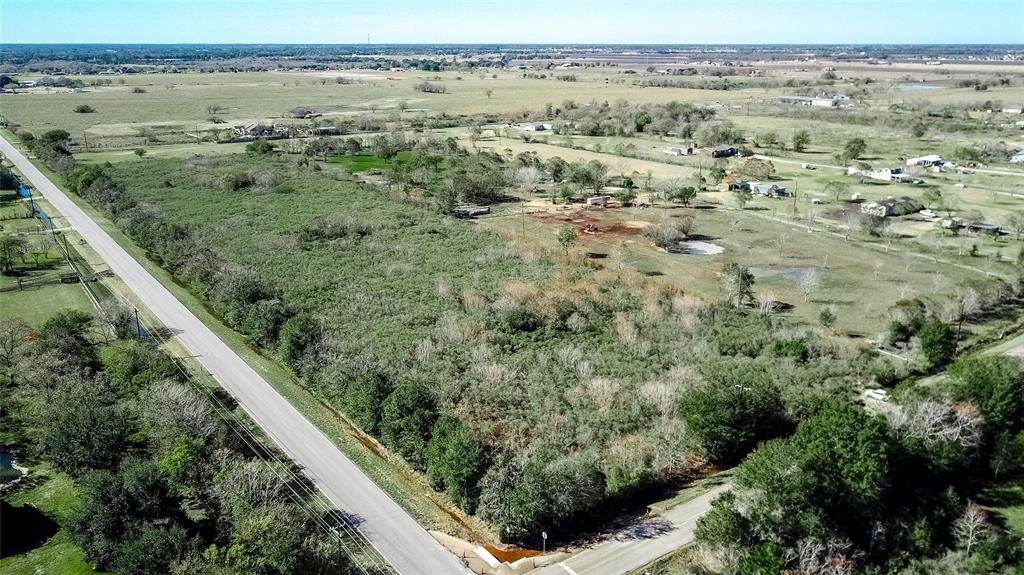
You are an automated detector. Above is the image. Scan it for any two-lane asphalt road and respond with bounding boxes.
[532,484,730,575]
[0,134,469,575]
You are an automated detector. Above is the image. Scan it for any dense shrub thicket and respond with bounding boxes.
[2,309,377,574]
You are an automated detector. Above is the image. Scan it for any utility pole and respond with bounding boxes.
[134,308,142,338]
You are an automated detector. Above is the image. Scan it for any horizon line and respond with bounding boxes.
[3,42,1024,47]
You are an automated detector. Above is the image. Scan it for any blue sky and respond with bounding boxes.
[2,0,1022,44]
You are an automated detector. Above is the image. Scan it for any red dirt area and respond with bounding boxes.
[485,545,542,563]
[533,210,645,239]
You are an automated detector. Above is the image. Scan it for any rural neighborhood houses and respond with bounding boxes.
[778,93,850,107]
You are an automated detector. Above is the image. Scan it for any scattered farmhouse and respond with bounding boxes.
[664,146,694,156]
[523,122,548,132]
[849,165,901,182]
[859,196,924,217]
[905,154,944,167]
[1011,153,1024,164]
[705,145,737,158]
[848,165,918,183]
[750,182,788,198]
[778,93,849,107]
[233,123,281,138]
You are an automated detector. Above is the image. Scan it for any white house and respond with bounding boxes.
[664,146,693,156]
[905,154,943,167]
[523,122,547,132]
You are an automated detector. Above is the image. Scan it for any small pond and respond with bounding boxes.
[666,240,725,255]
[1,452,24,483]
[749,265,818,283]
[899,84,942,91]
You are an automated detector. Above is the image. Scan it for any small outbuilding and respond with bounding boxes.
[705,146,737,158]
[664,146,694,156]
[968,223,1001,236]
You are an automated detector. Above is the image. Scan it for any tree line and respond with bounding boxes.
[2,308,383,575]
[693,353,1024,575]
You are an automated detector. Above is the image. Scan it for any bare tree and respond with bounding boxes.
[800,268,821,302]
[953,503,989,555]
[141,379,219,447]
[886,398,983,449]
[757,291,780,315]
[97,299,135,341]
[514,166,541,191]
[843,209,860,241]
[945,287,981,340]
[791,536,862,575]
[776,230,790,258]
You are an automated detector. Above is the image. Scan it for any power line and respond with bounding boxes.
[121,302,397,574]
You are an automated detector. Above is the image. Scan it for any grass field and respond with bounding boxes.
[1,467,102,575]
[483,189,1008,338]
[1,70,752,145]
[0,189,94,327]
[978,481,1024,535]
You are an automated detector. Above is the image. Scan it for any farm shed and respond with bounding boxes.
[523,122,547,132]
[968,223,1001,236]
[586,195,611,207]
[705,146,737,158]
[721,179,751,192]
